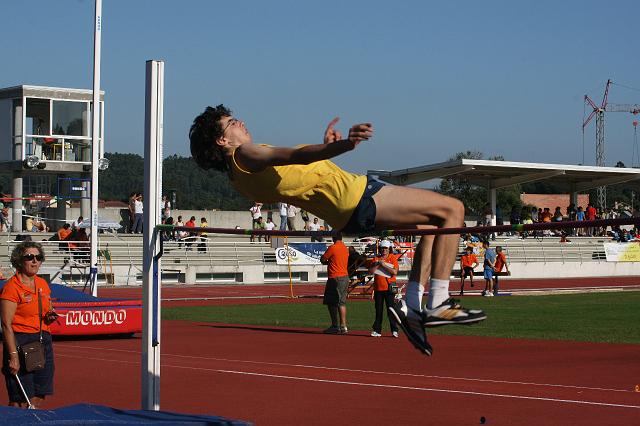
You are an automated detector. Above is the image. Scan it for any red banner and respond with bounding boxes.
[50,302,142,336]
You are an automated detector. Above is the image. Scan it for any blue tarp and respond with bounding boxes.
[0,281,128,303]
[0,403,251,425]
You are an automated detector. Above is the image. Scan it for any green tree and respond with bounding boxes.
[437,151,522,219]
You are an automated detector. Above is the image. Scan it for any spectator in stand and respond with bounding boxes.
[458,246,478,296]
[176,215,188,242]
[251,216,265,242]
[185,216,196,250]
[68,228,89,262]
[552,207,563,222]
[278,202,288,231]
[540,208,552,223]
[56,223,72,252]
[309,217,323,242]
[286,204,298,231]
[162,216,175,241]
[368,240,400,338]
[576,206,586,236]
[1,207,10,232]
[25,217,36,232]
[520,207,533,238]
[585,203,597,236]
[537,208,543,223]
[128,192,137,233]
[0,200,7,231]
[493,246,509,296]
[71,216,84,230]
[301,209,310,230]
[482,240,496,297]
[56,223,72,241]
[567,203,577,236]
[198,217,209,251]
[132,194,144,234]
[263,217,276,242]
[249,202,263,229]
[530,206,539,223]
[320,232,349,335]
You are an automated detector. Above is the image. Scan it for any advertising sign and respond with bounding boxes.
[275,242,326,265]
[603,242,640,262]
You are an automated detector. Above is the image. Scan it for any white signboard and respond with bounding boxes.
[603,242,640,262]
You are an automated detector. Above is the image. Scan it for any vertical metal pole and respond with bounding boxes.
[142,60,164,411]
[89,0,102,297]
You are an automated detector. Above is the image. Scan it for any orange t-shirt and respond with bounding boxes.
[368,254,398,292]
[494,252,507,272]
[460,253,478,268]
[321,240,349,278]
[57,228,72,240]
[0,274,52,333]
[540,211,553,223]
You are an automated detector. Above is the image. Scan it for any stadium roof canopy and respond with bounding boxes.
[368,159,640,192]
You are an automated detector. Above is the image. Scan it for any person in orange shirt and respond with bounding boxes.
[1,241,59,408]
[492,246,509,296]
[459,246,479,296]
[320,232,350,334]
[540,208,553,223]
[368,240,400,338]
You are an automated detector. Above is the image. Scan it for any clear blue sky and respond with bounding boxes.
[2,0,639,176]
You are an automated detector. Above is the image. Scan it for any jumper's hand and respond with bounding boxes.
[323,117,343,144]
[347,123,373,147]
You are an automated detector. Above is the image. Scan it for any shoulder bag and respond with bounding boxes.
[18,289,46,372]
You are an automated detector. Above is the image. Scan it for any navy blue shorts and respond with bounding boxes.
[3,332,55,402]
[341,177,385,234]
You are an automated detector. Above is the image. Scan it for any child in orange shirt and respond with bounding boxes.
[459,246,478,296]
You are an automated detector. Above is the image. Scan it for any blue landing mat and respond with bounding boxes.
[0,403,251,425]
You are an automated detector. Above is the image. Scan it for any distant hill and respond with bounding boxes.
[0,153,251,211]
[100,153,252,210]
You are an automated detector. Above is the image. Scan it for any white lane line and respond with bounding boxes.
[55,345,634,394]
[56,353,640,410]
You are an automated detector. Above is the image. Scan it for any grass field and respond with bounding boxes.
[163,291,640,344]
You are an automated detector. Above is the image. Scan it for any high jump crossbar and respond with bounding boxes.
[156,216,639,238]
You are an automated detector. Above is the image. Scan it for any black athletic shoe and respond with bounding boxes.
[388,300,433,356]
[423,298,487,327]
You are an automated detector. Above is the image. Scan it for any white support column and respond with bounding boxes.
[141,59,164,411]
[12,103,23,232]
[489,187,497,226]
[89,0,102,297]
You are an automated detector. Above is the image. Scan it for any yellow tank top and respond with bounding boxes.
[229,147,367,230]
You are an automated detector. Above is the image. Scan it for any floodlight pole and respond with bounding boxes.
[142,60,164,411]
[89,0,102,297]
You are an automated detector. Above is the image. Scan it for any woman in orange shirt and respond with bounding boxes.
[1,241,58,408]
[368,240,400,338]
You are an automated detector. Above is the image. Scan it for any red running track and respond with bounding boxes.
[3,321,638,425]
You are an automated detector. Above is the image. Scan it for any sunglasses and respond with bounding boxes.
[221,118,240,135]
[22,253,44,262]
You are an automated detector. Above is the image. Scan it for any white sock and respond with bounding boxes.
[427,278,450,310]
[404,281,424,312]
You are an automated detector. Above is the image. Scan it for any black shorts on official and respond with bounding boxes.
[462,266,475,277]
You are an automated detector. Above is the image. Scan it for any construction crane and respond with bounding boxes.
[583,79,640,209]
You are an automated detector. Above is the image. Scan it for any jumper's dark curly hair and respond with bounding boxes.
[11,241,45,271]
[189,104,232,172]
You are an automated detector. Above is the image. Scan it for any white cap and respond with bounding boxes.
[379,240,392,248]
